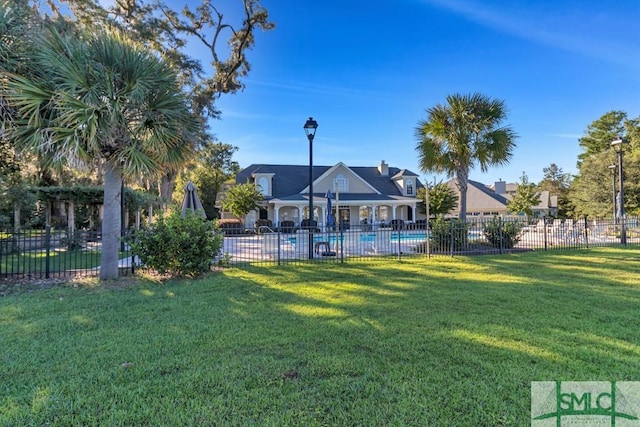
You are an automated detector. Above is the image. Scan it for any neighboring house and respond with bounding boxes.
[445,179,511,217]
[227,160,424,230]
[446,179,559,218]
[531,191,558,217]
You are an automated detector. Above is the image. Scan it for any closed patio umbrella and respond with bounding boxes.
[181,181,207,219]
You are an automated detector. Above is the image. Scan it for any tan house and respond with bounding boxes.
[446,179,558,218]
[230,161,424,230]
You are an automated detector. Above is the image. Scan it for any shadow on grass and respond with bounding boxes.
[1,248,640,425]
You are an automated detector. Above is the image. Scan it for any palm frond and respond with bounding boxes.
[6,23,201,180]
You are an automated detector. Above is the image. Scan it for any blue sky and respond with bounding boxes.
[208,0,640,185]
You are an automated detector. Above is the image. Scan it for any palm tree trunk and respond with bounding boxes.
[455,168,469,221]
[100,162,122,280]
[160,170,177,203]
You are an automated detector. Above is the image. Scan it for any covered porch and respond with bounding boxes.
[263,194,421,232]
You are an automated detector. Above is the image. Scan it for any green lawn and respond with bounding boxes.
[0,248,102,274]
[1,248,639,425]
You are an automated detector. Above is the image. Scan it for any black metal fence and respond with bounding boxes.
[0,226,134,281]
[219,216,639,266]
[1,217,637,280]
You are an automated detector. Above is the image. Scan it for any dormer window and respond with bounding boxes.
[258,177,269,196]
[406,179,414,196]
[251,172,274,197]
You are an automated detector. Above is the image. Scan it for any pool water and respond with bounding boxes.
[287,232,430,245]
[286,231,484,245]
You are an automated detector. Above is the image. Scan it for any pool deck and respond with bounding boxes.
[219,227,632,263]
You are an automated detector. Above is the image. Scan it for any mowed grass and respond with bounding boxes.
[1,248,640,426]
[0,248,102,274]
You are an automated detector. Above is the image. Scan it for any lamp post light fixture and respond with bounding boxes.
[304,117,318,259]
[611,138,627,245]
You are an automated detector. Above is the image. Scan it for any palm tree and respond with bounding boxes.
[5,26,199,279]
[415,93,517,221]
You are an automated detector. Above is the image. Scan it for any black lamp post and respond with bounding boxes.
[611,138,626,245]
[608,164,617,222]
[304,117,318,259]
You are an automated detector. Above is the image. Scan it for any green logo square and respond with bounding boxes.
[532,381,640,426]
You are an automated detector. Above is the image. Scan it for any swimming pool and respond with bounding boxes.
[286,232,428,245]
[285,230,484,245]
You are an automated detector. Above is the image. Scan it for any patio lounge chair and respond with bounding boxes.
[279,220,296,233]
[300,219,320,233]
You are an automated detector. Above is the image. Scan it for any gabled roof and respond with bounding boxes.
[303,162,380,194]
[391,169,419,180]
[236,163,423,199]
[468,180,510,205]
[533,190,550,209]
[447,179,559,213]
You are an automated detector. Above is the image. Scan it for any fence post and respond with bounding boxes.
[426,219,431,259]
[340,227,344,263]
[277,230,281,266]
[499,217,504,255]
[450,220,454,257]
[45,224,51,279]
[543,216,548,251]
[583,215,589,248]
[397,228,402,261]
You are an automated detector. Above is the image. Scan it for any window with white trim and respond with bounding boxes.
[334,174,348,192]
[406,179,414,195]
[258,177,268,196]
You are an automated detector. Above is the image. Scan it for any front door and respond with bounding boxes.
[339,207,350,230]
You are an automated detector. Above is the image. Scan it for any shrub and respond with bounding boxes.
[482,217,524,249]
[217,219,244,235]
[130,211,223,277]
[430,217,468,251]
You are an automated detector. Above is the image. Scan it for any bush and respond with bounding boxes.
[482,218,524,249]
[430,217,468,251]
[217,219,244,235]
[130,211,223,277]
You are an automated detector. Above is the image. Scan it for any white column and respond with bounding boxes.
[274,205,280,226]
